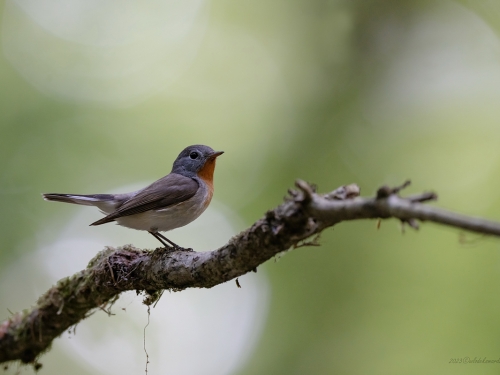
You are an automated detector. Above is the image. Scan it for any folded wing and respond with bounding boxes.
[90,173,199,226]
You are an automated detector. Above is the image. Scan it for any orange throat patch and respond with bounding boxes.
[197,158,216,191]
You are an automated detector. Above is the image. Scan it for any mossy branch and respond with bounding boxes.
[2,180,500,365]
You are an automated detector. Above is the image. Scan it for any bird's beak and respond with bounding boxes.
[209,151,224,159]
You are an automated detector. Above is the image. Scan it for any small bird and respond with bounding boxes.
[43,145,223,249]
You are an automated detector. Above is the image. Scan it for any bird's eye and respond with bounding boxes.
[189,152,199,160]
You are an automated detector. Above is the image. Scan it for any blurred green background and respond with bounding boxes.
[2,0,500,374]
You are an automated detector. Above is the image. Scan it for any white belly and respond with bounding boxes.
[114,185,212,232]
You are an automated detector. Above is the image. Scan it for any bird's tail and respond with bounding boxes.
[42,193,115,207]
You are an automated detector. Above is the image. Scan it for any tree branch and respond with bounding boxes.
[1,180,500,365]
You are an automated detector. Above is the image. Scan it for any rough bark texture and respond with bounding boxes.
[1,180,500,365]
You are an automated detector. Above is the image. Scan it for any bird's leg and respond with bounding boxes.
[148,231,176,249]
[155,232,182,249]
[149,231,193,251]
[156,232,194,251]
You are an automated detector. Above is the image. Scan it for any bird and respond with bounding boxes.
[42,144,224,249]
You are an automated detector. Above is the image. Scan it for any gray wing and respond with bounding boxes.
[90,173,199,226]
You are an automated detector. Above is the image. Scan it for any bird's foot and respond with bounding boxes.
[154,245,194,253]
[173,246,194,252]
[154,245,177,254]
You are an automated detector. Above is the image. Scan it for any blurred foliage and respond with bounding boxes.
[2,0,500,374]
